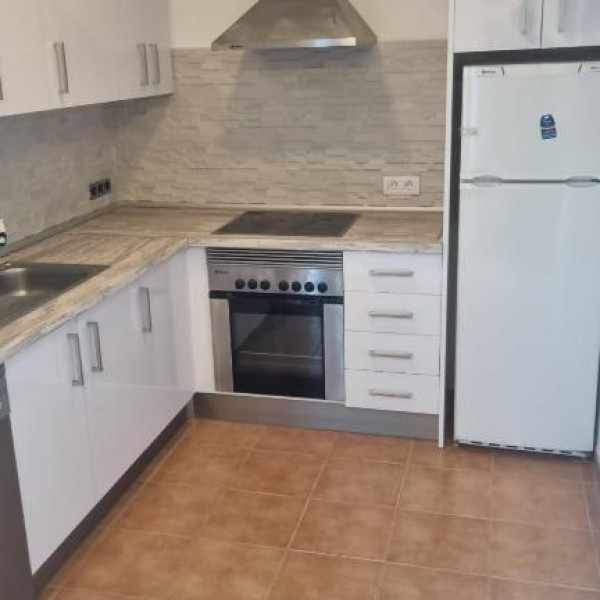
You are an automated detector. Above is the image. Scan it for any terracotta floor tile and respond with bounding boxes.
[166,538,283,600]
[97,482,143,529]
[152,443,248,488]
[203,489,306,547]
[268,551,381,600]
[291,499,393,559]
[313,458,405,507]
[399,465,491,517]
[492,452,583,481]
[190,420,265,449]
[137,422,192,482]
[64,528,190,598]
[331,433,411,464]
[231,450,324,496]
[114,482,219,537]
[490,521,600,589]
[39,586,59,600]
[585,484,600,530]
[56,590,150,600]
[387,511,490,574]
[256,426,337,455]
[411,440,491,472]
[491,579,600,599]
[377,564,490,600]
[492,473,588,529]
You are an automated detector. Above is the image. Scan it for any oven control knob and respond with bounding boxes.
[248,279,258,290]
[318,282,329,294]
[279,281,290,292]
[235,279,246,290]
[304,282,315,293]
[291,281,302,293]
[260,280,271,291]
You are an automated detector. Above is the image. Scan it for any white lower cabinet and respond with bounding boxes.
[5,252,192,572]
[343,251,442,415]
[6,321,95,572]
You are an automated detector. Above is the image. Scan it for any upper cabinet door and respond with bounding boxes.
[40,0,120,107]
[453,0,543,52]
[0,0,54,116]
[542,0,600,48]
[143,0,174,96]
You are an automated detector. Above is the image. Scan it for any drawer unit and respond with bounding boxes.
[345,370,439,414]
[345,331,440,375]
[345,292,441,336]
[344,251,442,295]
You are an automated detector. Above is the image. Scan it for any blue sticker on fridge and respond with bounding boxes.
[540,114,557,140]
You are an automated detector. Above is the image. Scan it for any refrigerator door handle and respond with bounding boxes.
[462,175,505,187]
[565,177,600,188]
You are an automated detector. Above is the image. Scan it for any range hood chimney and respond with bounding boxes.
[212,0,377,51]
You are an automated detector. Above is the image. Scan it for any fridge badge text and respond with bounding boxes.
[540,114,558,140]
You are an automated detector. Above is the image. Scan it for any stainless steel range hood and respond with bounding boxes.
[212,0,377,51]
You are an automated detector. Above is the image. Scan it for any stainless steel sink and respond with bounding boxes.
[0,262,107,329]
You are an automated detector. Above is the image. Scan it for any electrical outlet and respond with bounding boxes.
[383,176,421,196]
[89,178,112,201]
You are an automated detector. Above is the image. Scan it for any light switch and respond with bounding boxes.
[383,176,421,196]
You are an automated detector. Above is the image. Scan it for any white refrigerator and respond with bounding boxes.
[455,61,600,456]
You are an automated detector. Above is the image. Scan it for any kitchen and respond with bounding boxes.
[0,1,599,599]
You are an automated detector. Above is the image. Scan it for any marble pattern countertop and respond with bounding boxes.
[0,205,442,362]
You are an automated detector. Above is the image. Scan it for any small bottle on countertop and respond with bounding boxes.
[0,219,7,247]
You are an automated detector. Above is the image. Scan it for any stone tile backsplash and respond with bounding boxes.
[114,41,447,209]
[1,41,446,244]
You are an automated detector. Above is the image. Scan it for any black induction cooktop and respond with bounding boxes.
[214,211,359,238]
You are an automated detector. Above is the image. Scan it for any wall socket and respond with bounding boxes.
[383,176,421,196]
[89,178,112,201]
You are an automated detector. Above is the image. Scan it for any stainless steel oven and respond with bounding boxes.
[208,249,345,402]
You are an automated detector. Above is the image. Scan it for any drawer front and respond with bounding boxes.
[344,251,442,295]
[345,292,441,336]
[345,370,439,414]
[345,331,440,375]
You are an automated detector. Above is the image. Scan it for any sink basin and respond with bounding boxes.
[0,262,108,329]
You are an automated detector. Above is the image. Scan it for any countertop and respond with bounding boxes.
[0,205,442,362]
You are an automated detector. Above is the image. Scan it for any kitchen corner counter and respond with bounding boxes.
[0,205,442,362]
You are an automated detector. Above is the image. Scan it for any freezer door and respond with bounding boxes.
[461,62,600,180]
[455,183,600,453]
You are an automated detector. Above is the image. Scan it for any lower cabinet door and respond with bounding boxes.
[5,320,95,572]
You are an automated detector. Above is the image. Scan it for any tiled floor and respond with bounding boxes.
[41,419,600,600]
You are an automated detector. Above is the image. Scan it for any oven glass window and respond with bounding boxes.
[229,297,325,399]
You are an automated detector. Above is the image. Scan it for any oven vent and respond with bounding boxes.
[207,248,343,270]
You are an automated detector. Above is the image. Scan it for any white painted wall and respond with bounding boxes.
[169,0,449,48]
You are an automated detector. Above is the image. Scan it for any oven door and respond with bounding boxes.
[210,293,344,401]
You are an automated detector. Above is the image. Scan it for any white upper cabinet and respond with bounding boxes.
[453,0,544,52]
[453,0,600,52]
[0,0,52,116]
[542,0,600,48]
[0,0,173,117]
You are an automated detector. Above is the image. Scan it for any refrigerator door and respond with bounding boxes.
[455,183,600,453]
[461,62,600,180]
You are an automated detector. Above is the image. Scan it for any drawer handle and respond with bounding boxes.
[369,350,414,360]
[369,310,414,320]
[137,43,149,86]
[67,333,84,387]
[139,287,153,333]
[87,321,104,373]
[369,269,414,278]
[369,388,413,400]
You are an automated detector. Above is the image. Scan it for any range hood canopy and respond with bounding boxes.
[212,0,377,51]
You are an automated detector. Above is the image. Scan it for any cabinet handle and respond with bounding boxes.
[53,42,69,94]
[137,43,149,86]
[0,76,4,102]
[369,350,414,360]
[369,389,413,400]
[139,287,153,333]
[369,310,414,320]
[67,333,84,387]
[521,0,529,35]
[149,43,160,85]
[87,322,104,373]
[558,0,567,33]
[369,269,414,278]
